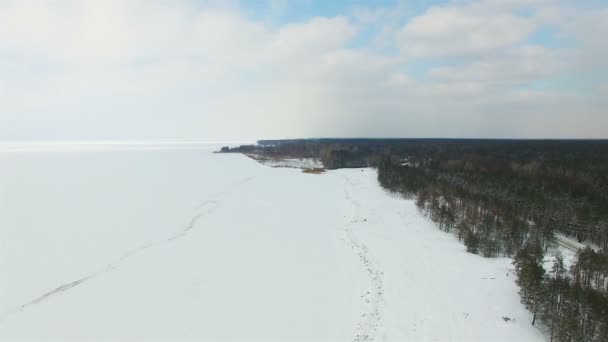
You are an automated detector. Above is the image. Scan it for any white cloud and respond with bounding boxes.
[0,0,606,140]
[398,2,537,57]
[0,0,364,140]
[429,46,560,86]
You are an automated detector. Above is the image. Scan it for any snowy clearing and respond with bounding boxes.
[0,146,544,341]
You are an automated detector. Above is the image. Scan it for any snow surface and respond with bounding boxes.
[544,246,578,273]
[0,146,545,341]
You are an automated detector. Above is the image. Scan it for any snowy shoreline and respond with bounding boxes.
[0,150,545,341]
[244,153,325,169]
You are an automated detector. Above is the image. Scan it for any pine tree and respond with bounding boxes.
[464,230,480,254]
[513,240,546,325]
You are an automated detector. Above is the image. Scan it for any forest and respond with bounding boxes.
[222,138,608,341]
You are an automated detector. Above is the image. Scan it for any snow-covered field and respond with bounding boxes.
[0,145,545,341]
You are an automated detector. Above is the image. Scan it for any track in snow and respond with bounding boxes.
[339,173,384,342]
[0,176,255,323]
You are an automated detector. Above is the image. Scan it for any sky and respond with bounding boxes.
[1,0,607,141]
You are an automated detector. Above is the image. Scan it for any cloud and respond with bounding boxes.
[0,0,606,140]
[429,46,560,86]
[0,0,363,140]
[398,2,538,57]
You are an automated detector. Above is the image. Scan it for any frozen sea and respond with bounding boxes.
[0,144,545,341]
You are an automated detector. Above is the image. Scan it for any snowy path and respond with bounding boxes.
[334,168,546,342]
[340,173,385,342]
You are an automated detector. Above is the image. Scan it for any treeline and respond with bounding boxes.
[375,142,608,250]
[515,242,608,341]
[371,140,608,341]
[379,157,535,257]
[221,139,386,168]
[377,157,608,253]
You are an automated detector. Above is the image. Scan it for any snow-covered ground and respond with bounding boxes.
[0,145,545,341]
[544,245,578,274]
